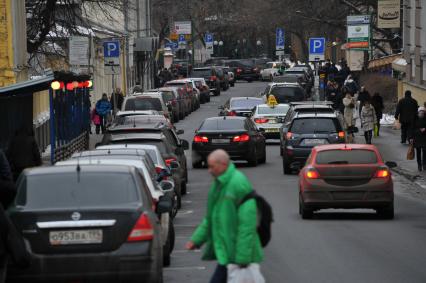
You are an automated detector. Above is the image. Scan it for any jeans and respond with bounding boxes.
[364,130,373,144]
[416,147,426,168]
[210,264,227,283]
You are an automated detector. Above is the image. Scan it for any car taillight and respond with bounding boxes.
[236,68,242,73]
[165,158,176,166]
[155,166,163,174]
[253,67,259,72]
[194,135,209,143]
[233,134,250,142]
[338,131,345,139]
[228,111,237,116]
[210,76,217,81]
[127,213,154,242]
[286,132,293,139]
[375,168,390,178]
[305,168,320,179]
[254,118,269,124]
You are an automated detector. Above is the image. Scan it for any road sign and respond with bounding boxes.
[174,21,192,35]
[165,41,178,50]
[276,50,285,56]
[347,15,371,25]
[276,28,285,51]
[69,36,89,66]
[309,38,325,61]
[103,41,120,66]
[205,33,213,44]
[347,21,370,51]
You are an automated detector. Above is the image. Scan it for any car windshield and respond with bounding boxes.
[200,119,246,131]
[290,118,338,134]
[274,76,299,83]
[258,105,290,115]
[124,98,162,111]
[269,87,304,103]
[192,69,212,77]
[231,99,263,109]
[17,172,139,209]
[316,149,378,164]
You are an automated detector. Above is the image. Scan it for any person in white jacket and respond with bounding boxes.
[343,92,356,143]
[361,100,377,144]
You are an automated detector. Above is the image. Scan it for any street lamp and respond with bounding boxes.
[256,40,262,57]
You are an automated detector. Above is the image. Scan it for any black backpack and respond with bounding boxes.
[239,191,273,247]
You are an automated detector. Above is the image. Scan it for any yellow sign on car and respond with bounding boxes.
[267,95,278,107]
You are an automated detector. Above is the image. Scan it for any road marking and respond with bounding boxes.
[178,210,194,215]
[173,249,201,253]
[182,200,193,204]
[164,266,206,271]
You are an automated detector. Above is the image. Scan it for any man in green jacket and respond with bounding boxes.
[186,149,263,283]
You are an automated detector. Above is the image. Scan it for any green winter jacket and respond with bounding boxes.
[190,163,263,265]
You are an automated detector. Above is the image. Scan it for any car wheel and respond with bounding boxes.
[176,192,182,211]
[259,146,266,164]
[283,158,291,175]
[181,181,187,195]
[377,204,394,219]
[248,148,258,167]
[299,196,313,219]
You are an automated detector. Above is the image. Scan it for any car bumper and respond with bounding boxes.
[301,179,394,209]
[236,73,259,80]
[192,143,251,160]
[8,241,160,282]
[257,124,282,139]
[284,147,312,166]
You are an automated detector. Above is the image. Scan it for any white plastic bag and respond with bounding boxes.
[227,264,265,283]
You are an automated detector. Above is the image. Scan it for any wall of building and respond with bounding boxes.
[0,0,16,86]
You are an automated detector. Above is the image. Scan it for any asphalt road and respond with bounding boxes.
[164,81,426,283]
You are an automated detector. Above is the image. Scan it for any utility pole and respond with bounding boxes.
[124,0,130,93]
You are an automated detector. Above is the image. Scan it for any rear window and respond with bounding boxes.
[231,99,263,109]
[124,98,162,111]
[269,87,304,103]
[273,76,299,83]
[161,91,174,103]
[258,105,289,115]
[192,69,212,77]
[200,119,246,131]
[290,118,339,134]
[110,140,169,154]
[316,150,378,164]
[17,173,139,209]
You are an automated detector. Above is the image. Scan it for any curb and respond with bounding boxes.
[392,167,422,182]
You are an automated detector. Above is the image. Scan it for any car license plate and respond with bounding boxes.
[211,139,230,144]
[49,230,103,245]
[303,139,326,145]
[265,128,279,133]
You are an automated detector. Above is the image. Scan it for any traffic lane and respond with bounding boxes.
[164,81,267,283]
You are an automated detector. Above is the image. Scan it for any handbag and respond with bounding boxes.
[407,144,415,160]
[227,264,265,283]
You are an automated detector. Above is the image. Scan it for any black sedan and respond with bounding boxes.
[219,97,263,117]
[7,165,172,283]
[192,116,266,168]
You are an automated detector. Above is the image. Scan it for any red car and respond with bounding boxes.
[298,144,394,219]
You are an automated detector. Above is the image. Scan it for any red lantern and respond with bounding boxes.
[66,83,74,91]
[59,82,65,89]
[50,81,61,90]
[78,82,84,88]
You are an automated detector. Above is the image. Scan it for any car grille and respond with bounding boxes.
[324,178,371,187]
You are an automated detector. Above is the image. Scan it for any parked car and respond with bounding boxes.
[225,59,259,82]
[172,59,192,76]
[165,79,199,111]
[251,104,290,139]
[188,78,211,103]
[151,88,183,123]
[281,112,345,174]
[272,73,311,93]
[192,116,266,168]
[299,144,394,219]
[57,154,176,266]
[223,67,235,87]
[163,86,191,118]
[285,67,313,93]
[262,83,307,103]
[122,94,171,120]
[260,62,283,81]
[7,165,171,282]
[215,66,230,91]
[219,97,264,117]
[191,66,222,96]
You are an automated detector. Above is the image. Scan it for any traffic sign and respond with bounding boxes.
[103,41,120,58]
[276,28,285,51]
[309,37,325,61]
[205,33,213,44]
[165,41,178,50]
[178,34,186,44]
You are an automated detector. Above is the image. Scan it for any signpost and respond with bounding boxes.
[178,34,186,50]
[103,40,120,113]
[205,33,214,55]
[308,38,325,62]
[346,15,370,51]
[276,28,285,59]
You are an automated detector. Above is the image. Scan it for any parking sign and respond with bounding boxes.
[309,38,325,61]
[276,28,285,51]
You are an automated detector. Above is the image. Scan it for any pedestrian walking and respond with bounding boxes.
[343,93,357,143]
[361,100,377,144]
[357,86,371,115]
[410,107,426,171]
[395,90,418,144]
[91,108,101,134]
[95,93,112,134]
[371,92,384,136]
[186,150,264,283]
[110,88,124,113]
[6,127,42,181]
[343,74,359,95]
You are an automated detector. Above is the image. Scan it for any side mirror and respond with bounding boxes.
[385,161,397,169]
[176,129,184,135]
[181,140,190,150]
[170,160,180,170]
[159,180,174,193]
[157,195,173,214]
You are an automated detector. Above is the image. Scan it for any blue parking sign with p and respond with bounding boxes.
[276,28,285,50]
[103,41,120,58]
[179,35,186,43]
[309,38,325,54]
[205,33,213,43]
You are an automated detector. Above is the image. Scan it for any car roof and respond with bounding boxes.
[292,103,333,109]
[158,87,178,92]
[313,144,378,152]
[72,149,148,158]
[57,158,146,168]
[294,112,339,119]
[257,103,289,108]
[109,133,164,141]
[24,164,136,176]
[116,110,160,117]
[98,144,160,151]
[231,97,263,101]
[270,82,301,87]
[168,79,192,83]
[287,67,306,71]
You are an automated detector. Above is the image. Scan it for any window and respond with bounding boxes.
[258,105,290,115]
[269,87,304,103]
[200,119,246,131]
[315,149,378,164]
[231,98,263,109]
[124,97,162,111]
[290,118,339,134]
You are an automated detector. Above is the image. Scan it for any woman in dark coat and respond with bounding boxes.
[411,107,426,171]
[371,92,384,136]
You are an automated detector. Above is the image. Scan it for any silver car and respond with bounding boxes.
[252,104,290,139]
